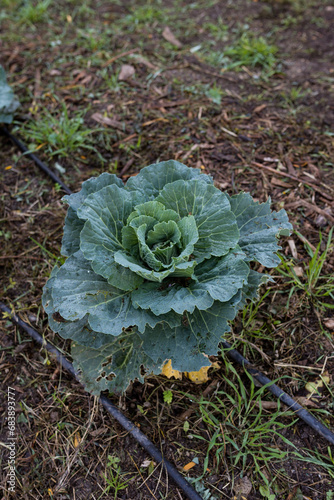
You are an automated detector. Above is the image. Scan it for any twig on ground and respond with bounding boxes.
[285,199,334,224]
[251,162,334,202]
[102,49,140,68]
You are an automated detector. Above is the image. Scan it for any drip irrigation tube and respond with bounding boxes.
[0,126,72,195]
[0,302,204,500]
[221,341,334,446]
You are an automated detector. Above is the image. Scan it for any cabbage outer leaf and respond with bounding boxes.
[227,192,293,267]
[51,251,181,334]
[71,330,161,395]
[77,184,143,290]
[61,207,84,257]
[125,159,213,199]
[42,265,110,348]
[131,248,249,314]
[141,292,241,372]
[64,172,124,211]
[70,293,242,395]
[61,173,124,257]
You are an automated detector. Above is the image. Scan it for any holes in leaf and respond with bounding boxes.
[52,312,66,323]
[96,370,115,382]
[140,365,147,377]
[182,314,189,328]
[101,356,113,367]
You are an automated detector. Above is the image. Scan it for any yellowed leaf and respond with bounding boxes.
[185,361,219,384]
[183,461,196,471]
[161,359,182,380]
[73,432,81,448]
[185,366,211,384]
[162,359,219,383]
[305,371,330,398]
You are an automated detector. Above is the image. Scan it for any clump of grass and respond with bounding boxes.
[18,0,52,25]
[199,32,278,76]
[223,33,278,70]
[17,103,105,161]
[122,4,165,27]
[97,68,123,93]
[203,19,229,41]
[277,228,334,311]
[190,360,297,488]
[99,455,131,500]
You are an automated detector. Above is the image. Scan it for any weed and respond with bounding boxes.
[77,28,108,52]
[288,86,308,102]
[223,33,278,71]
[0,229,12,240]
[279,87,309,115]
[187,477,218,500]
[237,288,278,355]
[205,84,225,105]
[18,0,52,25]
[199,32,278,76]
[99,455,131,500]
[183,81,225,105]
[122,4,165,28]
[163,389,173,404]
[17,103,105,161]
[280,15,300,28]
[259,484,276,500]
[29,237,65,265]
[277,228,334,310]
[97,68,123,93]
[191,360,298,486]
[200,49,229,68]
[292,447,334,479]
[203,19,228,41]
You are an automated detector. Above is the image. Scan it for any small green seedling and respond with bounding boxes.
[99,455,130,500]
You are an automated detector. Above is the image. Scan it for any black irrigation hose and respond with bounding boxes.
[221,340,334,446]
[0,302,204,500]
[0,126,72,195]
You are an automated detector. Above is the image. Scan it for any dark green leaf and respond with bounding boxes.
[125,160,213,199]
[227,192,292,267]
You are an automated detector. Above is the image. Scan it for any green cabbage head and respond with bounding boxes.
[43,160,292,394]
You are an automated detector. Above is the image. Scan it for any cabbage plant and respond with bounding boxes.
[43,160,292,394]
